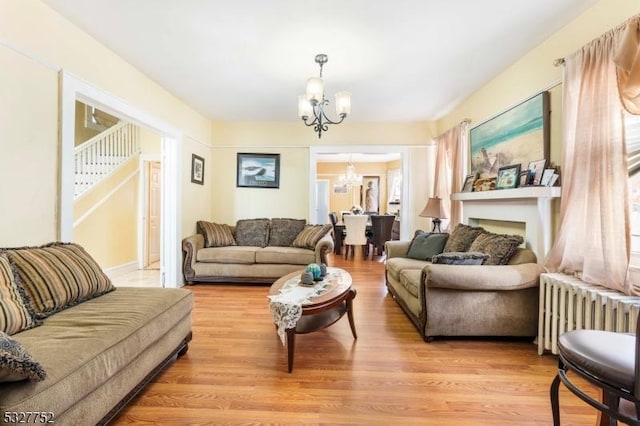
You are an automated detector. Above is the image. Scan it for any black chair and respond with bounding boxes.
[328,212,345,254]
[550,312,640,425]
[367,215,396,258]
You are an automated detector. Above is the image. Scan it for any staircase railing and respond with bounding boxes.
[74,122,139,198]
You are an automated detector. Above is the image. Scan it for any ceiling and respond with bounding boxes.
[43,0,597,123]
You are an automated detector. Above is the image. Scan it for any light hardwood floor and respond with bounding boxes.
[111,253,599,425]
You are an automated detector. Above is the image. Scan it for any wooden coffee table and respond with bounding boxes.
[269,267,357,372]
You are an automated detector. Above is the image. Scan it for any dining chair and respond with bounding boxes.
[328,212,344,254]
[343,214,369,259]
[367,215,396,258]
[550,310,640,425]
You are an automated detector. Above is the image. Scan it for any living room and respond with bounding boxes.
[2,0,640,424]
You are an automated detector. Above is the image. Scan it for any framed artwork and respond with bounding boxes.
[333,183,348,194]
[470,91,550,179]
[236,153,280,188]
[360,176,380,213]
[527,159,547,186]
[461,174,477,192]
[191,154,204,185]
[495,164,521,189]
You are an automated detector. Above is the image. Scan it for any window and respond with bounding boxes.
[626,111,640,254]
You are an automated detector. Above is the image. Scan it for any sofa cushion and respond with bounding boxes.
[469,232,524,265]
[431,251,490,265]
[0,254,40,335]
[407,231,448,260]
[197,221,236,247]
[5,243,115,319]
[0,331,46,382]
[399,269,422,298]
[291,224,332,250]
[234,219,270,247]
[256,246,315,265]
[385,257,429,282]
[268,218,306,247]
[443,223,484,253]
[196,246,257,264]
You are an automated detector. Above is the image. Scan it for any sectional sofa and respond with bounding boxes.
[0,242,193,425]
[182,218,333,284]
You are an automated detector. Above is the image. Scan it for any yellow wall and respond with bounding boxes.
[0,0,213,248]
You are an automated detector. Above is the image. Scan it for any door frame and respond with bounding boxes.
[59,71,183,287]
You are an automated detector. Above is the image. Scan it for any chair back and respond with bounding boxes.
[343,214,369,245]
[328,212,338,226]
[369,215,396,247]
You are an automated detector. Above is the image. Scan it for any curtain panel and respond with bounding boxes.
[545,22,631,294]
[433,122,468,231]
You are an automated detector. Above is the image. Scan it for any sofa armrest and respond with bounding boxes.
[423,263,543,291]
[385,240,411,259]
[182,234,204,283]
[315,232,334,265]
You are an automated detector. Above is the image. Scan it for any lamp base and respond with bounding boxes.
[431,218,442,234]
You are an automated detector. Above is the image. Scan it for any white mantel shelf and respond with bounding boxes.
[451,186,561,201]
[451,186,562,264]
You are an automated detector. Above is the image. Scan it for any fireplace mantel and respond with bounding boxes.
[451,187,561,264]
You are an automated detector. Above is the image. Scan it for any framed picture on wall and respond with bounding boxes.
[191,154,204,185]
[360,176,380,213]
[236,153,280,188]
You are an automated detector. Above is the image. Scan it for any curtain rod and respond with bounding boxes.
[553,58,565,67]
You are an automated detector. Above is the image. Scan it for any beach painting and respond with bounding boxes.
[470,91,550,179]
[237,153,280,188]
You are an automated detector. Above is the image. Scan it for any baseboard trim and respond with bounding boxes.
[104,261,138,279]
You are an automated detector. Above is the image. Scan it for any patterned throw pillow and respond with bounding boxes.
[468,232,524,265]
[431,251,490,265]
[234,219,271,247]
[406,231,449,260]
[292,224,332,250]
[0,254,40,335]
[268,218,307,247]
[6,242,115,319]
[0,331,46,382]
[443,224,485,253]
[197,221,236,247]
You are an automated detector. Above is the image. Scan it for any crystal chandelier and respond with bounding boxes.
[298,54,351,139]
[338,159,362,187]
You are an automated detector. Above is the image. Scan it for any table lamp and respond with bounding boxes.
[419,197,448,233]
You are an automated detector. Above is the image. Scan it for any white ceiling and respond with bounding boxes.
[43,0,597,123]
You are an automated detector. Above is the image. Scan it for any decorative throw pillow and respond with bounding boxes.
[431,251,490,265]
[234,219,271,247]
[0,254,40,335]
[406,231,449,261]
[468,232,524,265]
[6,242,115,319]
[292,224,333,250]
[443,223,485,253]
[197,221,236,247]
[0,331,46,382]
[268,218,307,247]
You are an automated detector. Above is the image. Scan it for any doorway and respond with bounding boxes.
[316,179,330,224]
[144,160,161,269]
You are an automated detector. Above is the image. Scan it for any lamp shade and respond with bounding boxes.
[298,94,312,118]
[335,91,351,115]
[305,77,324,102]
[419,197,448,219]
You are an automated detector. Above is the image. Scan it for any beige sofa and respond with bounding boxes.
[182,218,333,284]
[0,243,193,425]
[385,225,543,342]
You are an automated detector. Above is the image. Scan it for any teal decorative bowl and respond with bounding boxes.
[305,263,322,280]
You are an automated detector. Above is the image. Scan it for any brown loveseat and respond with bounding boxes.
[0,243,193,425]
[385,224,543,342]
[182,218,333,284]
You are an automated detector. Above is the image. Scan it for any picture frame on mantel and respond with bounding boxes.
[469,91,550,180]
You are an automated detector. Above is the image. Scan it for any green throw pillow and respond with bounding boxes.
[407,231,449,261]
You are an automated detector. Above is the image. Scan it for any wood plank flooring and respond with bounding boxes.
[112,253,599,425]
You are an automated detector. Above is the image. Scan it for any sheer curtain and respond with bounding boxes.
[433,121,468,231]
[545,23,631,294]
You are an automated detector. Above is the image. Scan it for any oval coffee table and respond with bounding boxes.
[269,267,357,372]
